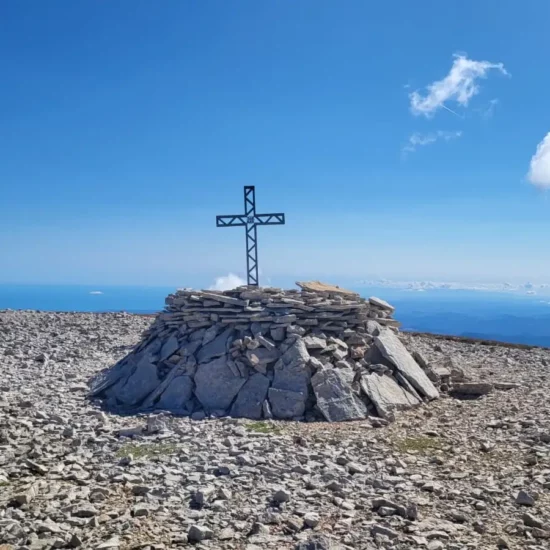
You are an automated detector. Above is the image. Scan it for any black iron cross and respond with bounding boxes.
[216,186,285,286]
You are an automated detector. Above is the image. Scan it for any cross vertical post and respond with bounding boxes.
[216,186,285,287]
[244,186,258,286]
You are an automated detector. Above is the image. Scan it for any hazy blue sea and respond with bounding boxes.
[1,284,550,347]
[0,285,172,314]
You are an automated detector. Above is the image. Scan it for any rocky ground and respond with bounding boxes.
[1,311,549,550]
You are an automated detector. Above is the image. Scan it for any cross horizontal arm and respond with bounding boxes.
[216,215,247,227]
[216,213,285,227]
[254,213,285,225]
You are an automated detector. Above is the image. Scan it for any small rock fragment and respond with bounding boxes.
[516,490,535,506]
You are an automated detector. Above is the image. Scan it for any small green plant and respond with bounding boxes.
[116,442,179,459]
[0,480,10,487]
[245,421,282,435]
[393,436,444,453]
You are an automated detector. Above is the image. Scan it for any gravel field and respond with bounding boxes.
[1,311,549,550]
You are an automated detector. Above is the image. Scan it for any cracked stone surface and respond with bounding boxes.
[1,310,549,550]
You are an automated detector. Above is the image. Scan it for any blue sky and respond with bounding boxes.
[1,1,549,288]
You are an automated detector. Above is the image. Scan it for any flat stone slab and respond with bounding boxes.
[196,327,234,364]
[272,338,311,395]
[245,348,280,367]
[312,369,367,422]
[451,382,494,396]
[268,387,306,419]
[160,333,180,361]
[369,296,395,312]
[156,375,194,411]
[296,281,359,296]
[199,292,247,307]
[111,356,160,406]
[303,336,327,349]
[89,359,128,396]
[230,373,270,419]
[194,355,246,412]
[375,330,439,400]
[361,372,420,420]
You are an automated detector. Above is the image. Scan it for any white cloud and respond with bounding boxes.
[480,98,499,119]
[209,273,247,291]
[403,130,462,154]
[527,132,550,189]
[410,54,508,118]
[89,290,103,295]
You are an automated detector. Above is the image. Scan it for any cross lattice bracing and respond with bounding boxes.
[216,186,285,286]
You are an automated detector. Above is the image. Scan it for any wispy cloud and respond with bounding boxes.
[209,273,247,291]
[480,98,499,119]
[527,132,550,189]
[410,54,509,118]
[402,130,462,155]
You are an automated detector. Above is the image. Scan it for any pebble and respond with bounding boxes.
[187,524,213,542]
[516,490,535,506]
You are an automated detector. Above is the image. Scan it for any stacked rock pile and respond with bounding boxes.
[90,282,439,421]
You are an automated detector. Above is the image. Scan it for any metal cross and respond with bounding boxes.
[216,186,285,287]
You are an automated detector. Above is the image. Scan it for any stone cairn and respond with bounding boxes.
[90,282,439,422]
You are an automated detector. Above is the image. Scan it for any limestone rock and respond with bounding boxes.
[156,375,194,411]
[230,373,270,419]
[360,372,420,420]
[160,333,179,361]
[272,338,310,394]
[194,355,247,412]
[268,387,306,419]
[375,330,439,400]
[110,356,159,406]
[89,358,129,396]
[187,524,213,542]
[311,368,367,422]
[196,327,233,363]
[452,382,494,396]
[245,348,279,368]
[369,296,395,312]
[516,490,535,506]
[303,336,327,349]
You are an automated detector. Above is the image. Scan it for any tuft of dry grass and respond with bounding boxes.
[393,435,445,453]
[245,421,283,435]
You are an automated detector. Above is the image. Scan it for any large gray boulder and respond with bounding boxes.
[89,358,129,396]
[156,375,194,411]
[272,338,310,394]
[196,328,234,364]
[230,373,270,419]
[109,356,160,406]
[374,330,439,400]
[269,338,310,418]
[90,336,163,397]
[194,355,246,412]
[160,333,180,361]
[360,372,420,420]
[268,388,307,419]
[311,368,367,422]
